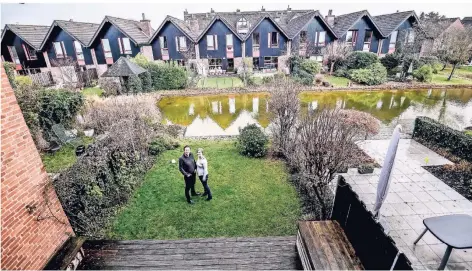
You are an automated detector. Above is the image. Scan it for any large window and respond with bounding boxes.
[118,37,132,54]
[207,35,218,50]
[346,30,358,46]
[389,31,398,50]
[263,56,278,69]
[363,30,373,51]
[253,32,260,46]
[53,41,66,58]
[226,34,233,51]
[159,36,168,49]
[315,31,326,46]
[269,32,278,48]
[8,46,20,64]
[101,39,112,58]
[22,44,37,60]
[73,41,84,60]
[209,58,222,70]
[236,18,248,34]
[176,36,187,51]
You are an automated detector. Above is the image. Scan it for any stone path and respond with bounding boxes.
[78,236,300,270]
[344,139,472,270]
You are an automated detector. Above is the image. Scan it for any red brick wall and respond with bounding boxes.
[1,65,74,270]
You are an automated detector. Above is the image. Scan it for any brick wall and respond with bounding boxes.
[1,65,74,270]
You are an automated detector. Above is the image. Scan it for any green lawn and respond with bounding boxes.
[432,73,472,85]
[197,77,244,88]
[82,87,104,97]
[107,140,301,240]
[324,75,350,87]
[41,136,94,173]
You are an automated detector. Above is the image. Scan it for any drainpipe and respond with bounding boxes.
[242,41,246,57]
[286,40,291,55]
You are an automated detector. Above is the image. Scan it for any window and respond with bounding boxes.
[207,35,218,50]
[316,31,326,46]
[406,30,415,44]
[300,31,307,43]
[22,44,37,60]
[227,58,234,72]
[159,36,168,49]
[269,32,278,48]
[53,41,66,58]
[237,18,248,34]
[8,46,20,64]
[346,30,358,46]
[389,31,398,50]
[209,58,222,69]
[253,57,260,70]
[363,30,373,51]
[175,36,187,51]
[226,34,233,51]
[118,37,132,54]
[263,56,278,69]
[101,39,112,58]
[73,41,84,60]
[253,32,260,46]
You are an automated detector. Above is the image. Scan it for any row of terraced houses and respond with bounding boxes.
[2,7,469,84]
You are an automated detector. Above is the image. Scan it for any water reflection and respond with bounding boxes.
[157,89,472,137]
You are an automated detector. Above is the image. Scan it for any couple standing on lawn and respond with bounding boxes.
[178,145,212,204]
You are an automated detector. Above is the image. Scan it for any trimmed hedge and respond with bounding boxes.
[413,117,472,162]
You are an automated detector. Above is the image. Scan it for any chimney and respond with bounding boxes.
[236,8,241,13]
[325,9,335,26]
[210,8,215,14]
[261,6,265,11]
[287,5,291,12]
[184,9,189,19]
[69,19,73,22]
[139,13,152,37]
[396,10,400,12]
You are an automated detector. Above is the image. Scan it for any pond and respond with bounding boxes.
[158,89,472,137]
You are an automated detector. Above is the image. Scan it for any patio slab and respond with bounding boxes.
[344,139,472,270]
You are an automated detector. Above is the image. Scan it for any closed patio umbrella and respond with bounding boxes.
[373,124,402,218]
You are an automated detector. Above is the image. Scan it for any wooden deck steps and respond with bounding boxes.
[78,236,301,270]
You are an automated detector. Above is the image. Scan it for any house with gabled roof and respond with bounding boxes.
[419,17,464,56]
[329,10,385,54]
[88,14,154,75]
[1,24,49,72]
[462,17,472,27]
[374,11,420,55]
[39,20,99,68]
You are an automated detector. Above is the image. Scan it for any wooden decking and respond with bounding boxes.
[297,220,363,270]
[78,236,301,270]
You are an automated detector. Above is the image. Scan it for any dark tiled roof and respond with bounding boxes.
[101,57,147,77]
[168,16,200,41]
[461,17,472,26]
[332,10,384,37]
[55,20,100,45]
[423,18,461,38]
[3,24,50,50]
[374,11,417,36]
[102,16,154,44]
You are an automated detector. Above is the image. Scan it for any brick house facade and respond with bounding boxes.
[1,66,74,270]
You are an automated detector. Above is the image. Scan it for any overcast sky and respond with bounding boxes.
[1,1,470,29]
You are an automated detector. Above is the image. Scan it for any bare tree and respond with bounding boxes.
[290,108,379,219]
[322,41,353,75]
[442,27,472,80]
[50,57,81,90]
[268,79,301,158]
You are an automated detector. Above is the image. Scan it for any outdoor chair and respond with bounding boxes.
[51,124,81,147]
[414,214,472,270]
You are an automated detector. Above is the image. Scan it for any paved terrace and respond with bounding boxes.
[345,139,472,270]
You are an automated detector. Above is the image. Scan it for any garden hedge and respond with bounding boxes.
[413,117,472,162]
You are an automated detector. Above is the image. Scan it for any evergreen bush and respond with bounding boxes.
[349,63,387,85]
[139,71,153,92]
[236,124,268,158]
[346,51,379,70]
[126,75,143,93]
[3,62,17,89]
[413,64,433,82]
[147,62,187,90]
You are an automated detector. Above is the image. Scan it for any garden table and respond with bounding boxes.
[413,214,472,270]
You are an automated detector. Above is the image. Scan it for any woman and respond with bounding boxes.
[196,148,212,201]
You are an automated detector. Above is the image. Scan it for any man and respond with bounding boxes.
[179,145,200,204]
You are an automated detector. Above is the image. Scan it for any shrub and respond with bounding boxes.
[380,52,402,71]
[413,64,433,82]
[125,75,143,93]
[413,117,472,162]
[14,79,40,131]
[334,67,348,77]
[14,75,33,89]
[417,56,442,73]
[293,69,314,85]
[346,52,379,70]
[349,63,387,85]
[130,53,151,68]
[149,135,179,155]
[98,77,121,96]
[3,62,16,89]
[147,62,187,90]
[299,59,321,74]
[262,76,273,84]
[139,71,153,92]
[37,89,85,140]
[236,124,268,158]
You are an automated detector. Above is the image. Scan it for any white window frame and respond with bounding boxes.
[122,37,132,54]
[346,30,358,46]
[8,46,20,64]
[226,34,233,51]
[53,41,66,58]
[269,32,279,48]
[22,43,37,61]
[159,36,168,49]
[101,39,112,58]
[363,30,373,51]
[208,58,222,69]
[207,35,218,50]
[73,41,84,60]
[253,32,260,47]
[236,18,248,34]
[176,36,187,51]
[389,31,398,50]
[316,31,326,47]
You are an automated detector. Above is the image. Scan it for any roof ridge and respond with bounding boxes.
[7,24,50,27]
[335,10,368,18]
[55,20,100,25]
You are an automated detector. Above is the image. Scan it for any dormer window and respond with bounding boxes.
[237,17,248,34]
